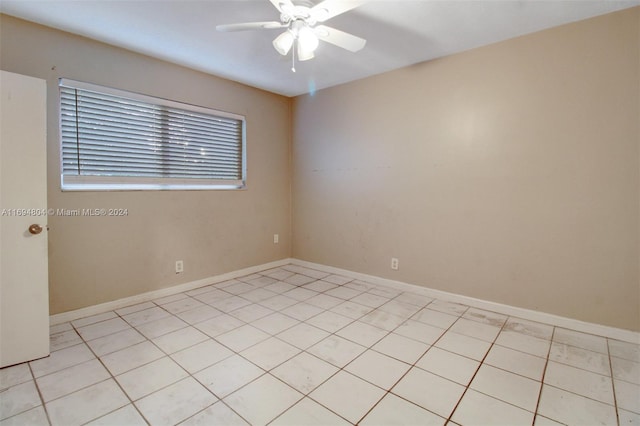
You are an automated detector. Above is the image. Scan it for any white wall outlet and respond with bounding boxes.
[175,260,184,274]
[391,258,399,270]
[273,234,279,244]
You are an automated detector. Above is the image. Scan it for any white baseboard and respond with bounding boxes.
[291,259,640,344]
[51,256,638,344]
[49,258,293,326]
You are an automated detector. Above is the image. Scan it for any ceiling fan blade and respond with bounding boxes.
[269,0,295,14]
[314,25,366,52]
[310,0,367,23]
[216,21,286,32]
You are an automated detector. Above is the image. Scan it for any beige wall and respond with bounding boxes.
[1,15,292,314]
[292,8,640,331]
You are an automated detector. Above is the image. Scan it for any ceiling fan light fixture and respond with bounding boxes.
[297,25,319,53]
[273,30,294,55]
[297,42,315,61]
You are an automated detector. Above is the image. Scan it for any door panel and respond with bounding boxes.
[0,70,49,367]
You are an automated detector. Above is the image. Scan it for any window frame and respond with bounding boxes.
[58,78,247,191]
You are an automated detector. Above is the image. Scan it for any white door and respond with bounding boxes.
[0,70,49,368]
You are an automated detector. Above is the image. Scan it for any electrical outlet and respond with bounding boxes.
[273,234,279,244]
[175,260,184,274]
[391,258,399,270]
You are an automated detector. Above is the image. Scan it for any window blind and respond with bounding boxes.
[59,79,246,191]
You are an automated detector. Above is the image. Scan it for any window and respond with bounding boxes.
[59,79,246,191]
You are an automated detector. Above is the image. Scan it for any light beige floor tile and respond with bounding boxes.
[495,330,551,358]
[470,364,541,411]
[240,337,300,370]
[553,328,608,354]
[115,302,156,316]
[171,339,234,374]
[281,302,324,321]
[86,328,146,357]
[100,341,164,376]
[135,377,217,425]
[228,303,273,323]
[122,306,171,327]
[161,297,205,314]
[309,371,385,424]
[116,357,188,400]
[394,320,445,344]
[0,363,32,388]
[394,292,434,307]
[449,318,501,342]
[224,374,302,425]
[30,344,94,378]
[258,294,300,311]
[272,352,338,394]
[462,308,508,327]
[350,293,390,309]
[135,315,188,339]
[435,331,491,361]
[411,308,458,329]
[87,404,147,426]
[378,300,422,318]
[335,320,388,347]
[417,347,480,386]
[50,329,82,351]
[152,326,209,354]
[359,310,406,331]
[306,310,353,333]
[373,332,430,364]
[544,361,614,404]
[452,389,534,426]
[252,312,300,335]
[46,379,129,426]
[36,359,110,402]
[360,393,446,426]
[322,274,353,285]
[427,300,468,316]
[194,355,264,398]
[609,339,640,362]
[549,342,611,376]
[215,324,270,352]
[271,397,350,426]
[537,384,617,425]
[618,409,640,425]
[345,350,411,390]
[277,323,330,350]
[71,312,118,328]
[612,357,640,385]
[194,314,244,337]
[0,405,48,426]
[330,300,374,319]
[282,287,318,302]
[308,335,366,368]
[175,305,223,325]
[391,367,465,418]
[180,401,249,426]
[302,280,338,293]
[306,293,345,310]
[209,295,253,312]
[0,381,41,421]
[484,344,546,381]
[614,379,640,414]
[503,317,553,340]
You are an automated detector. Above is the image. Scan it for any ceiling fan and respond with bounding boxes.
[217,0,367,71]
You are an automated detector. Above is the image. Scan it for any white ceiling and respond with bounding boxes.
[2,1,638,97]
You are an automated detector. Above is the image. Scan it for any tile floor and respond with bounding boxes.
[1,264,639,425]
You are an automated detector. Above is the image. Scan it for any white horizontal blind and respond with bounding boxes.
[59,79,245,191]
